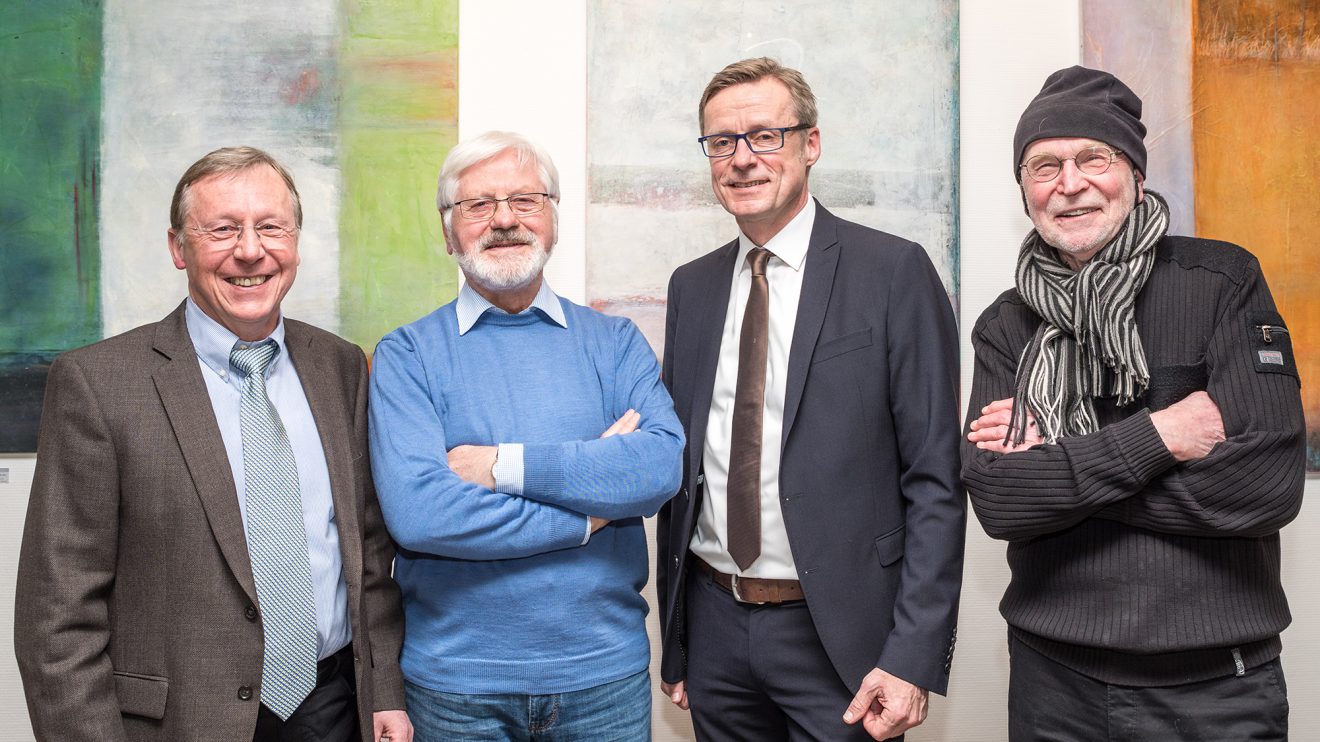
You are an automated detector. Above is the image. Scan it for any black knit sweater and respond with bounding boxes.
[963,235,1306,686]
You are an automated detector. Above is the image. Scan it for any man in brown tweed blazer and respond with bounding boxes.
[15,147,412,742]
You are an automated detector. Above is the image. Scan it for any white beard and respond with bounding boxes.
[453,228,553,292]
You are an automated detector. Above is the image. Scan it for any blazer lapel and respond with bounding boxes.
[782,203,841,447]
[286,323,364,598]
[684,238,740,482]
[151,302,259,605]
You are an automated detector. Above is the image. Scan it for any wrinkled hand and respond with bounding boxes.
[967,398,1043,454]
[374,709,413,742]
[661,680,689,711]
[447,444,497,489]
[1150,390,1224,461]
[843,668,928,740]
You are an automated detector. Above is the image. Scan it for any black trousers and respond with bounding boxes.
[1008,633,1289,741]
[684,564,879,742]
[253,646,359,742]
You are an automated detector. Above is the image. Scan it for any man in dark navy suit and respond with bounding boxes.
[656,58,965,741]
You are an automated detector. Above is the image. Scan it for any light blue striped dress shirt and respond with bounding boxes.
[185,299,351,660]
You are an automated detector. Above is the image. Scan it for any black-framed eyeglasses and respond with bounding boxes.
[187,222,299,248]
[452,192,551,221]
[1020,146,1124,183]
[698,124,812,158]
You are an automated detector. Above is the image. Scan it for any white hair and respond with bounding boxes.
[436,131,560,235]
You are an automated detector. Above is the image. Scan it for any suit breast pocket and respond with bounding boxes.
[114,671,169,719]
[813,328,873,364]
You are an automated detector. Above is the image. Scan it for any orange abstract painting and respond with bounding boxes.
[1085,0,1320,471]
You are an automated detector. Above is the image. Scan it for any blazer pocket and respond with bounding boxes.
[875,525,906,567]
[813,328,873,364]
[114,671,168,719]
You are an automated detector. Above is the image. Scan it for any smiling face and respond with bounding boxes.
[445,148,557,310]
[702,77,820,246]
[1022,136,1145,270]
[167,165,300,341]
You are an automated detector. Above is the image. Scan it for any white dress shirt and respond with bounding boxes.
[690,197,816,579]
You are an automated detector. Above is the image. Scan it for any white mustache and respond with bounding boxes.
[477,228,536,250]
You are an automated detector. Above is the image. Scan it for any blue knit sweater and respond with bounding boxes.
[368,292,683,694]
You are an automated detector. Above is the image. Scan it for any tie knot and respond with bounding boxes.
[748,247,771,276]
[230,340,280,377]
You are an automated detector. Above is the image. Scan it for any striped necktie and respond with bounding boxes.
[230,340,318,720]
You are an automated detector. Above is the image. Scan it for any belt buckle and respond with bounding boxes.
[730,573,766,605]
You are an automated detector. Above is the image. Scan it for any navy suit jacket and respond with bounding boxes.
[656,203,965,695]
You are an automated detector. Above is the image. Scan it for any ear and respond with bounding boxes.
[1135,171,1146,204]
[803,126,822,168]
[168,229,187,269]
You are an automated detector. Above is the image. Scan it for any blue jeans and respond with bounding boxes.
[405,669,651,742]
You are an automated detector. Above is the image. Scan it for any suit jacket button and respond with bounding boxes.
[244,605,258,621]
[238,686,253,701]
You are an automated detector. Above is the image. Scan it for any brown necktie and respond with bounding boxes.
[727,247,771,571]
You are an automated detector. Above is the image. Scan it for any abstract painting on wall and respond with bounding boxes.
[585,1,960,352]
[1084,0,1320,472]
[0,0,459,451]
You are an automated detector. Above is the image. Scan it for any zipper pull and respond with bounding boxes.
[1260,325,1273,343]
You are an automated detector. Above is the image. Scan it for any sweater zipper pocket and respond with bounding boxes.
[1256,324,1289,344]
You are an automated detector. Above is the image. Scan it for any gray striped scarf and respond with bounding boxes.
[1009,190,1170,444]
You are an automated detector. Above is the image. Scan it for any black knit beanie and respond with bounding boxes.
[1013,66,1147,182]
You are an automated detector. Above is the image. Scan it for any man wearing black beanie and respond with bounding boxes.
[962,65,1303,740]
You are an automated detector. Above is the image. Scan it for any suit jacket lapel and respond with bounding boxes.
[685,238,740,482]
[782,203,841,447]
[152,302,259,605]
[286,323,364,598]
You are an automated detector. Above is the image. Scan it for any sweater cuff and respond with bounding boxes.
[1105,409,1178,484]
[522,442,566,498]
[492,443,524,495]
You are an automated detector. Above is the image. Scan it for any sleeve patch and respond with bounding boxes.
[1246,311,1299,380]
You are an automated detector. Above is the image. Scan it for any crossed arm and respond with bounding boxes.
[962,266,1304,543]
[369,322,683,560]
[446,409,642,533]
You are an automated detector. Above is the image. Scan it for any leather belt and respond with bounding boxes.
[695,556,804,605]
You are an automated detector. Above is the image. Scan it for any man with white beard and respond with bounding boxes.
[367,131,684,741]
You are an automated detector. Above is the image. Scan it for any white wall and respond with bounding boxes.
[3,2,1314,739]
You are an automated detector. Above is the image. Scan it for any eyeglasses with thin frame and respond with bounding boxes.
[452,192,551,221]
[698,124,813,158]
[1020,146,1125,183]
[187,222,299,249]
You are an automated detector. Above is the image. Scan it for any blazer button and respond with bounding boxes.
[237,686,253,701]
[244,605,258,621]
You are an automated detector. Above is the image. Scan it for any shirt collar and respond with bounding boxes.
[184,297,287,384]
[737,195,815,273]
[455,279,568,335]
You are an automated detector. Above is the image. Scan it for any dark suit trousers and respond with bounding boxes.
[686,565,880,742]
[253,647,358,742]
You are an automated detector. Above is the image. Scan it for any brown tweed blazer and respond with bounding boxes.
[15,301,405,741]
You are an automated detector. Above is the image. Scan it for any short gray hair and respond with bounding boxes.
[699,58,818,133]
[171,146,302,239]
[435,131,560,234]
